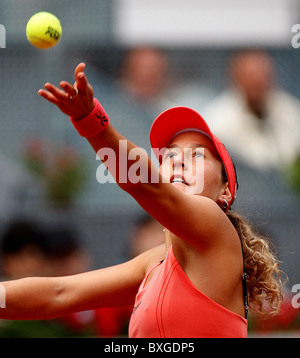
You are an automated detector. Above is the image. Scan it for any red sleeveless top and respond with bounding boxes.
[129,246,247,338]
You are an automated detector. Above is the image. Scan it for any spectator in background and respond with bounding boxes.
[202,49,300,303]
[0,219,91,281]
[118,46,172,112]
[128,214,165,259]
[204,49,300,171]
[0,219,51,279]
[43,228,91,277]
[44,228,97,335]
[0,219,96,337]
[0,155,43,222]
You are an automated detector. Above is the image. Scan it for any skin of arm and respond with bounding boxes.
[0,245,165,320]
[39,61,242,262]
[17,62,244,320]
[38,62,231,250]
[87,123,232,252]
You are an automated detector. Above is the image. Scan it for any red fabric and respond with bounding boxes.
[129,246,247,338]
[94,306,132,337]
[70,98,109,138]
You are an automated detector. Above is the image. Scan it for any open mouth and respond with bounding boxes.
[170,174,188,185]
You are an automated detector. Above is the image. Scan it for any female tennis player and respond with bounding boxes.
[0,63,284,338]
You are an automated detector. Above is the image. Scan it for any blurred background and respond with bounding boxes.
[0,0,300,337]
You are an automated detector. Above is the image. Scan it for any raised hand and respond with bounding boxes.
[38,62,95,120]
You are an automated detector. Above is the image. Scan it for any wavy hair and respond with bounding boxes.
[227,211,286,317]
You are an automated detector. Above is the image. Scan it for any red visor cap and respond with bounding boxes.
[150,106,237,210]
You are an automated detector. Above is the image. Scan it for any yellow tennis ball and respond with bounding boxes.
[26,12,62,49]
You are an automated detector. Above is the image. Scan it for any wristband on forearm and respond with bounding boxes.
[70,98,110,137]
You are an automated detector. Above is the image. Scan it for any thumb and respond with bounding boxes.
[74,62,86,78]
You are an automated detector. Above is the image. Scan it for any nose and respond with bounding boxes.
[172,153,185,170]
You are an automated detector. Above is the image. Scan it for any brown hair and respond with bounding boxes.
[220,161,285,316]
[227,210,285,317]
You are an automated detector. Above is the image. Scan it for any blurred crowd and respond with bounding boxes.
[0,46,300,337]
[0,214,164,337]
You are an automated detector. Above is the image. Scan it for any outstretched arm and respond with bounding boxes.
[0,246,159,320]
[38,63,235,251]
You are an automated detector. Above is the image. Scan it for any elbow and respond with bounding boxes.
[30,278,68,320]
[45,279,69,319]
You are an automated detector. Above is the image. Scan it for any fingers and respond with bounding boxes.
[60,81,78,98]
[44,82,69,101]
[42,63,88,99]
[38,88,61,105]
[38,63,93,118]
[38,82,72,106]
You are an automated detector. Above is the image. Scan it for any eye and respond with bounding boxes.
[193,149,205,158]
[162,149,179,162]
[167,151,177,158]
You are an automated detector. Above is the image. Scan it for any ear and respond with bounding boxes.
[217,182,232,211]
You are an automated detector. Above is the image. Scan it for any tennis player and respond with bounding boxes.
[0,63,284,338]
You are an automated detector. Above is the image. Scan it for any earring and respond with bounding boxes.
[223,199,229,211]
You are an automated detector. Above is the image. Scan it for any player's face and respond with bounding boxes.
[160,132,225,201]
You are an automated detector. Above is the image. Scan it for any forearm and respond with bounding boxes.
[88,124,160,193]
[0,257,147,321]
[38,64,160,194]
[87,119,226,250]
[0,276,64,320]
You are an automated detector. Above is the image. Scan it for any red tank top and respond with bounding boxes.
[129,246,247,338]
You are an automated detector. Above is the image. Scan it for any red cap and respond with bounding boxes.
[150,106,237,210]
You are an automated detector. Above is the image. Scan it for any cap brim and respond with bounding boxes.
[150,107,213,153]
